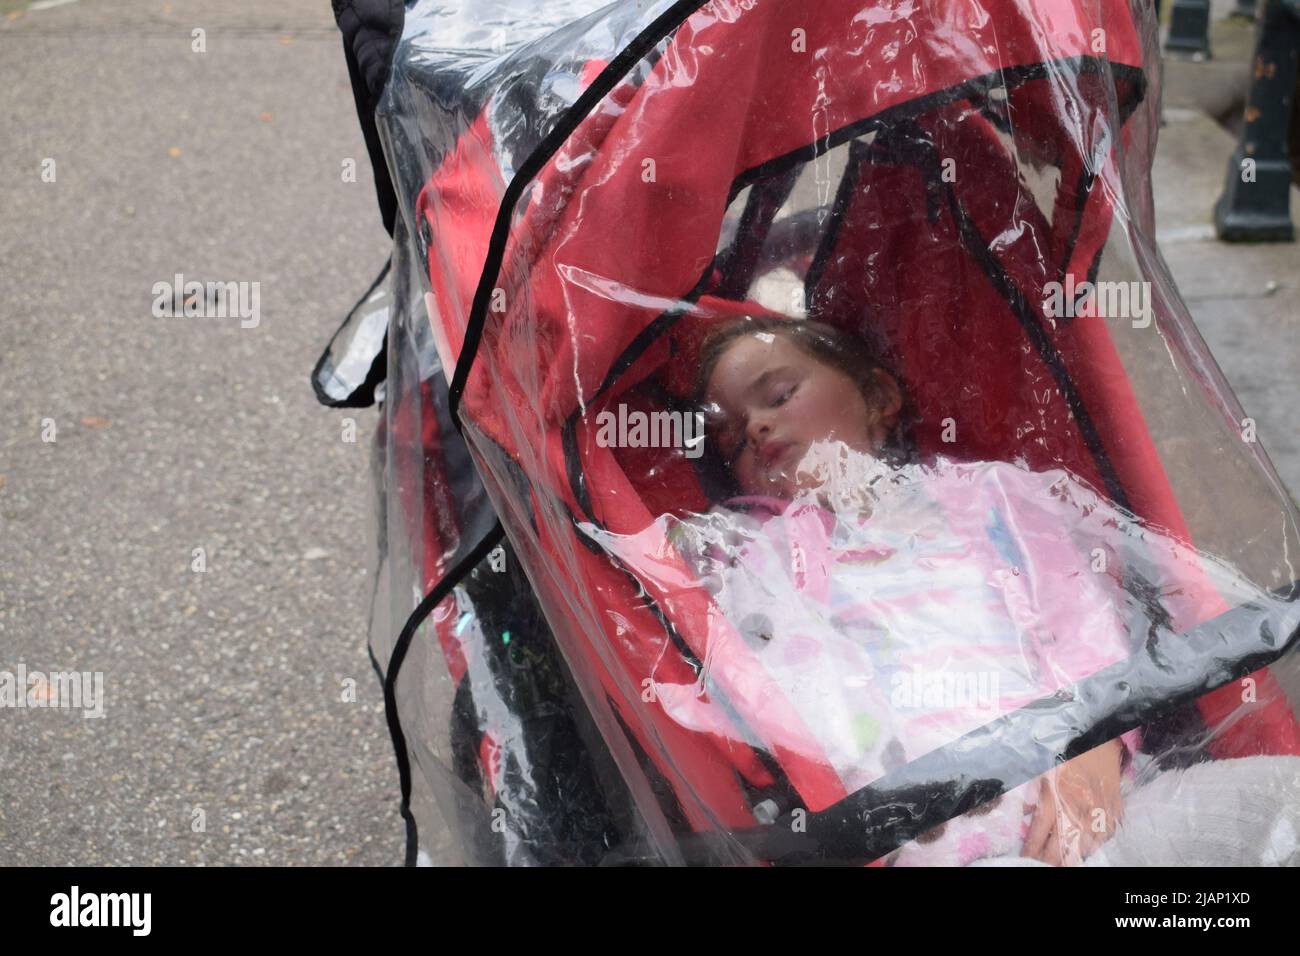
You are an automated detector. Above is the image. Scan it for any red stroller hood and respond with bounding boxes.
[444,0,1145,432]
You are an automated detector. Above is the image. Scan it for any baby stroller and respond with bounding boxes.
[330,0,1300,865]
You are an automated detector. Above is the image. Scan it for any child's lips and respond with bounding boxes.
[760,440,797,469]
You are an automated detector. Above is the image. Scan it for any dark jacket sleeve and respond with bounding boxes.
[332,0,405,236]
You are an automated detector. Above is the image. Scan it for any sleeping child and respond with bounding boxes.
[574,312,1300,865]
[666,315,1199,865]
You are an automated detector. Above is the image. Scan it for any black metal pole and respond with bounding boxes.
[1167,0,1214,58]
[1215,0,1300,241]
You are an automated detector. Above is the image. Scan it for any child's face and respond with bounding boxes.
[703,331,901,499]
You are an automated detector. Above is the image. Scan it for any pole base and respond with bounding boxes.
[1215,154,1297,242]
[1167,1,1214,57]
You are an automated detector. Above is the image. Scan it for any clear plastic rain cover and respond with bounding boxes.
[366,0,1300,866]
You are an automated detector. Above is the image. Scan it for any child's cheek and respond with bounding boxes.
[810,395,853,444]
[784,387,822,441]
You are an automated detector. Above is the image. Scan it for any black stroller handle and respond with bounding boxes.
[609,580,1300,866]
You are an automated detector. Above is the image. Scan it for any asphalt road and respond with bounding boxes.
[1,0,405,864]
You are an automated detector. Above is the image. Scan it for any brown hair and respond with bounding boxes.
[691,316,913,498]
[694,316,896,411]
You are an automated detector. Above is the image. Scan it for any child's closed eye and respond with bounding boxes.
[768,382,798,407]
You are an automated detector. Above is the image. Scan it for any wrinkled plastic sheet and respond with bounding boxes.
[369,0,1300,866]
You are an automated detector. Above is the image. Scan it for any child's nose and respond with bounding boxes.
[746,412,774,443]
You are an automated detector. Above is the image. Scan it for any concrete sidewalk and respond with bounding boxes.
[1,0,404,865]
[1154,6,1300,501]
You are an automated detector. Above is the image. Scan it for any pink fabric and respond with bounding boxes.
[689,456,1145,864]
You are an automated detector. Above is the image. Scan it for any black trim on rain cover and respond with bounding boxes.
[384,522,505,865]
[447,0,707,427]
[311,257,392,409]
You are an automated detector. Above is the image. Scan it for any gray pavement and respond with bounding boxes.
[1153,110,1300,503]
[1,0,401,864]
[0,0,1296,867]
